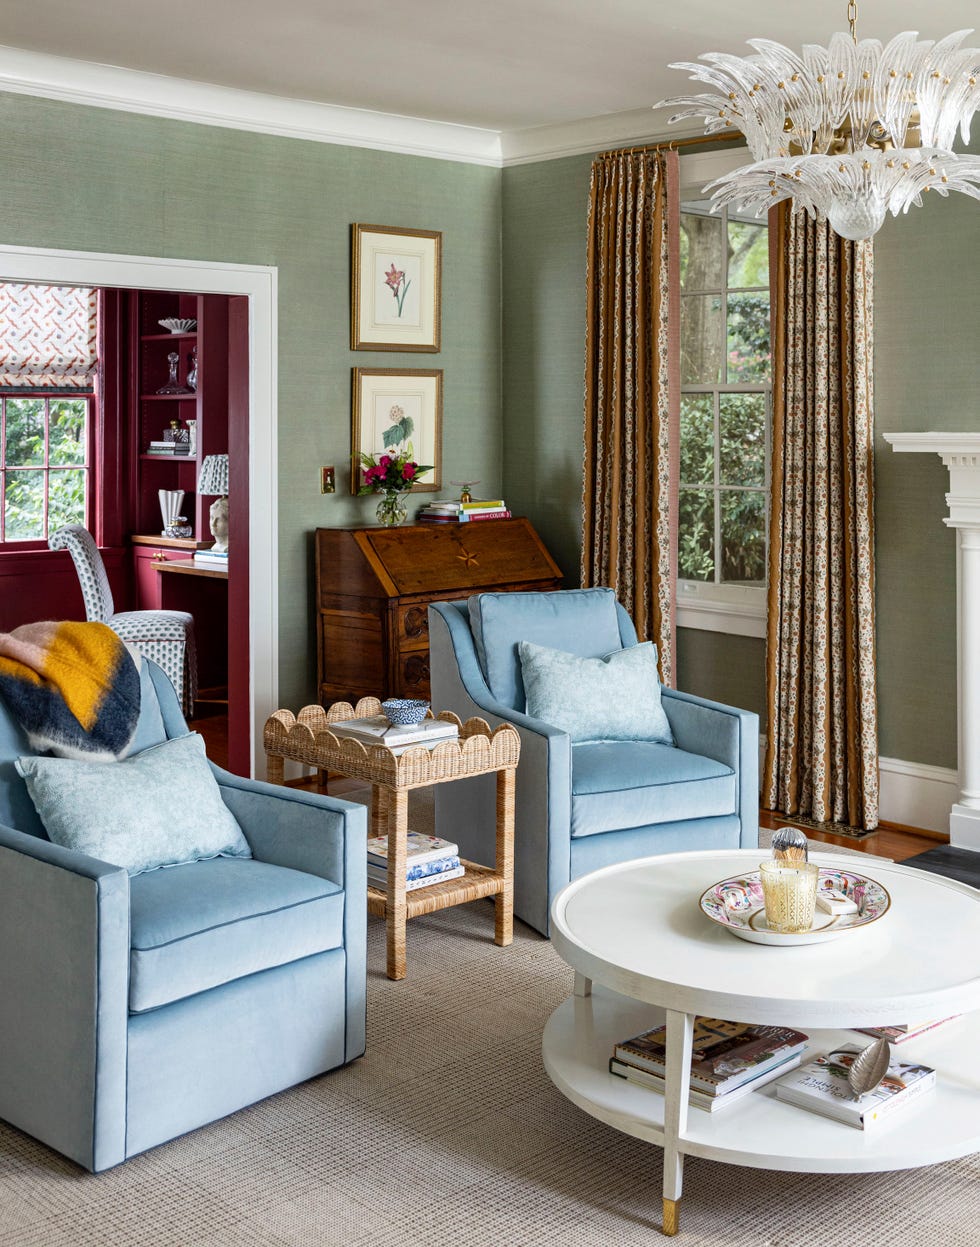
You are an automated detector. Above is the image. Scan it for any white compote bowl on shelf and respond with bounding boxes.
[158,317,197,334]
[699,865,891,946]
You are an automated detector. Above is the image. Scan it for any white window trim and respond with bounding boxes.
[676,581,767,638]
[677,147,769,640]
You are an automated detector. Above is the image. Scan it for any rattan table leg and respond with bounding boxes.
[385,785,409,980]
[265,752,284,786]
[370,784,388,840]
[494,766,515,946]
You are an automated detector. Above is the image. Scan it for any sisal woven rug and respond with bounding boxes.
[6,815,973,1247]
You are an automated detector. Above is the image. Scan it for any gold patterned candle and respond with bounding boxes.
[759,861,819,934]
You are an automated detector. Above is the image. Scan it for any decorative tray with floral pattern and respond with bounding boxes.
[699,866,891,946]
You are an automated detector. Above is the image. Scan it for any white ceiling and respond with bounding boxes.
[3,0,979,136]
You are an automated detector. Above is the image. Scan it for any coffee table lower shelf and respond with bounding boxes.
[543,985,980,1178]
[367,859,506,919]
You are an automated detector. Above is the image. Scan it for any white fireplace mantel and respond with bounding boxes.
[883,431,980,850]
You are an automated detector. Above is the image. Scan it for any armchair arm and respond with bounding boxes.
[661,688,759,848]
[213,767,367,893]
[428,602,573,935]
[0,825,129,1172]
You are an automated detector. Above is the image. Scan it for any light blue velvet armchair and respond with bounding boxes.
[0,660,367,1172]
[428,589,759,936]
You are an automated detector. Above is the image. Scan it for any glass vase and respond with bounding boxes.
[376,490,408,527]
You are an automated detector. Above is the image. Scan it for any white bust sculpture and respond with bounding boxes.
[209,495,229,553]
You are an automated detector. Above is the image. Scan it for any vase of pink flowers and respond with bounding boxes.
[356,450,431,527]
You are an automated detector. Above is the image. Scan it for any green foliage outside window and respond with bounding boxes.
[679,206,770,587]
[3,397,88,541]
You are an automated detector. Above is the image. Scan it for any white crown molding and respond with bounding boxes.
[0,44,503,166]
[0,44,727,169]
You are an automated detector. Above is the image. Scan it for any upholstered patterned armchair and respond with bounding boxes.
[49,524,197,715]
[0,658,367,1171]
[428,589,759,936]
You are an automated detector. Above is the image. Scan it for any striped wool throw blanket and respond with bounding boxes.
[0,620,141,759]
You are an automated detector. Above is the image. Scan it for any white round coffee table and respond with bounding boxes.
[543,849,980,1237]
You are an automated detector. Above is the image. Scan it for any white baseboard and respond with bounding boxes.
[878,756,959,836]
[758,737,958,837]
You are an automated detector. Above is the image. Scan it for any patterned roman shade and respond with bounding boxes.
[0,283,98,389]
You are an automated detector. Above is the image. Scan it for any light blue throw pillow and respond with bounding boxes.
[16,732,252,875]
[518,640,675,745]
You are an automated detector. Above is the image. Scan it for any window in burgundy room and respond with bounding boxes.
[0,283,99,549]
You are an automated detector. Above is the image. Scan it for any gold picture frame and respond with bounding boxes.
[351,368,443,494]
[351,224,442,352]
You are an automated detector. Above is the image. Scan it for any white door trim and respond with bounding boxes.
[0,243,278,778]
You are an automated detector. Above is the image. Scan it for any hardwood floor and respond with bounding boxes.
[759,809,942,862]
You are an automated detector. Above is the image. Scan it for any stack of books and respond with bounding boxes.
[610,1017,809,1112]
[193,548,229,569]
[367,831,464,892]
[146,440,191,456]
[775,1045,936,1129]
[326,714,459,756]
[417,498,512,523]
[852,1016,958,1045]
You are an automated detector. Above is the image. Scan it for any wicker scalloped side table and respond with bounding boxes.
[263,698,520,980]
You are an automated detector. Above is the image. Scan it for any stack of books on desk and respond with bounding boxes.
[417,499,512,523]
[193,548,229,568]
[610,1017,809,1112]
[146,440,191,456]
[327,715,459,755]
[366,831,464,892]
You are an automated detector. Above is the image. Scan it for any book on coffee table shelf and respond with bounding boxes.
[609,1051,804,1112]
[367,831,459,868]
[852,1017,959,1045]
[368,852,461,884]
[367,863,465,892]
[774,1046,936,1129]
[614,1018,809,1096]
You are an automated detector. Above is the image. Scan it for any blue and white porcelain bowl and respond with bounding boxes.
[381,698,430,726]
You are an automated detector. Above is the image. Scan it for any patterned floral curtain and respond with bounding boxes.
[0,284,98,388]
[764,206,879,831]
[581,149,680,685]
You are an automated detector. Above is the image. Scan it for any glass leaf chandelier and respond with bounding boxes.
[654,2,980,239]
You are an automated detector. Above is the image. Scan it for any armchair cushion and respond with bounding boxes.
[128,858,345,1013]
[16,732,251,876]
[570,741,736,838]
[518,639,674,745]
[468,587,623,710]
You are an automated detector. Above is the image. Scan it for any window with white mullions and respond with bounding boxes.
[678,200,770,596]
[1,394,92,544]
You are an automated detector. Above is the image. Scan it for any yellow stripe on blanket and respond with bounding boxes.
[42,622,129,730]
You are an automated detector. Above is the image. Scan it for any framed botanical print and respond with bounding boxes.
[351,224,442,352]
[351,368,442,493]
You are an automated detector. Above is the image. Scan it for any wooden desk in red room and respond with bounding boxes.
[154,560,228,693]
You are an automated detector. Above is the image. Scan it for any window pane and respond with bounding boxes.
[721,491,766,585]
[681,295,723,384]
[49,399,87,466]
[680,395,714,485]
[679,488,715,582]
[4,469,45,539]
[48,468,86,531]
[4,398,45,466]
[720,394,766,487]
[727,292,770,382]
[727,218,770,288]
[680,209,723,290]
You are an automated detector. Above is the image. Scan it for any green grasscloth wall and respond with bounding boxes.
[0,91,502,709]
[502,153,980,768]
